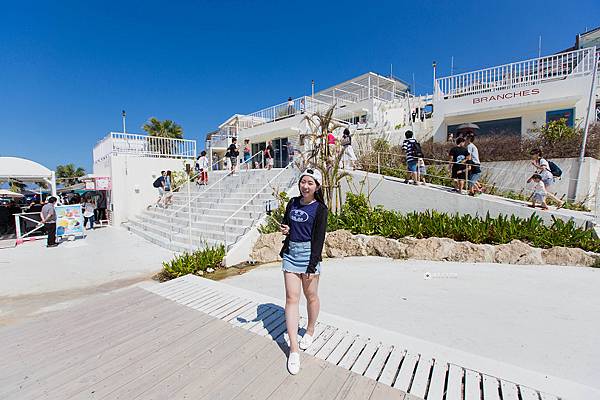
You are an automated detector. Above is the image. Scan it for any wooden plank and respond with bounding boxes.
[305,325,336,356]
[89,326,253,399]
[0,288,157,348]
[249,308,284,334]
[539,392,560,400]
[0,287,149,342]
[1,298,195,397]
[350,340,379,375]
[154,281,199,298]
[500,380,520,400]
[369,382,406,400]
[338,336,368,370]
[325,333,358,364]
[223,301,257,323]
[393,351,419,391]
[18,308,215,399]
[253,310,285,336]
[313,329,345,360]
[0,292,171,382]
[377,347,405,386]
[175,287,219,306]
[230,303,271,328]
[364,344,392,381]
[264,356,327,400]
[187,292,229,310]
[445,364,464,400]
[242,306,280,331]
[200,295,240,314]
[190,340,284,400]
[151,334,271,400]
[212,299,252,319]
[481,375,501,400]
[464,370,482,400]
[520,386,542,400]
[408,356,432,398]
[333,372,378,400]
[266,317,288,341]
[426,358,448,400]
[299,362,352,400]
[69,320,236,400]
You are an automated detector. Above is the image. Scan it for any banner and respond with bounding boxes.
[95,177,111,190]
[55,205,85,237]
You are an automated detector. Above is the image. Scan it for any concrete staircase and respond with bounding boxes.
[124,167,298,253]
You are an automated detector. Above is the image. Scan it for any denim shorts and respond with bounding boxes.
[282,241,321,275]
[407,160,418,172]
[468,172,481,188]
[532,193,546,203]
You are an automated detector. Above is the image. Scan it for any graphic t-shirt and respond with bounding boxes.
[289,198,319,243]
[532,181,546,196]
[538,158,554,181]
[449,146,469,172]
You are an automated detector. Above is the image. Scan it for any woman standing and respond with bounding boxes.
[243,139,252,170]
[340,128,357,170]
[279,168,328,375]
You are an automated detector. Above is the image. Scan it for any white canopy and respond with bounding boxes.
[0,157,56,196]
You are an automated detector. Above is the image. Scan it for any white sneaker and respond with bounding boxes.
[287,352,300,375]
[299,334,313,350]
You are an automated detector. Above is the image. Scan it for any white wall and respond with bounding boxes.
[481,157,600,206]
[94,155,191,226]
[341,171,594,228]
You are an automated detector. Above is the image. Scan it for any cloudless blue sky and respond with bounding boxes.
[1,0,599,173]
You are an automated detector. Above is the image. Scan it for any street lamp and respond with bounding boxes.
[122,110,127,133]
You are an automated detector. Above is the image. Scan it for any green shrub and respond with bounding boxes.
[330,193,600,252]
[161,244,225,280]
[258,191,290,234]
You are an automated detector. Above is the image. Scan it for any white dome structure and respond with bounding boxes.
[0,157,56,196]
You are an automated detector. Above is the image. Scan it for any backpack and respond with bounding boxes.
[152,177,163,188]
[412,141,424,158]
[548,161,562,177]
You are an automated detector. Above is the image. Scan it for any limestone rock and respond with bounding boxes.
[403,237,457,261]
[448,242,495,263]
[494,240,543,265]
[365,236,407,259]
[324,230,367,258]
[541,247,596,267]
[250,232,285,264]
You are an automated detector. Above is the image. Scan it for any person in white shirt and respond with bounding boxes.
[82,198,96,229]
[530,149,564,208]
[195,151,210,185]
[527,174,548,210]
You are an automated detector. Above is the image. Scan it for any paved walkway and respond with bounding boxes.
[223,257,600,396]
[0,283,404,400]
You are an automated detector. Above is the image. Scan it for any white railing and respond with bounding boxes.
[93,132,196,163]
[435,47,598,100]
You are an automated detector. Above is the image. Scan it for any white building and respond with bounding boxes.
[92,132,196,226]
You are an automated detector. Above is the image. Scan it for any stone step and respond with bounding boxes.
[135,214,249,235]
[128,218,240,244]
[139,211,254,227]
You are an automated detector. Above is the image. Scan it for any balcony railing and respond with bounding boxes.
[93,132,196,163]
[435,47,598,100]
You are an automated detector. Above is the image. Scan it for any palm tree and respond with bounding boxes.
[56,164,86,186]
[142,117,184,139]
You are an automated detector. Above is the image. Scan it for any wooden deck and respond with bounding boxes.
[0,275,565,400]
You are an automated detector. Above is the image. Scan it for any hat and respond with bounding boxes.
[299,168,322,186]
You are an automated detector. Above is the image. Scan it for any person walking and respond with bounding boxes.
[227,138,239,175]
[41,196,58,247]
[265,141,274,170]
[530,149,564,208]
[401,130,420,185]
[82,198,95,230]
[327,131,336,158]
[340,128,356,170]
[151,171,167,208]
[163,170,173,208]
[466,133,482,195]
[243,139,252,170]
[196,151,210,185]
[279,168,328,375]
[527,173,549,210]
[448,137,471,193]
[287,97,295,116]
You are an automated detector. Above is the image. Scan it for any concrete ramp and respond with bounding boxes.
[343,170,595,228]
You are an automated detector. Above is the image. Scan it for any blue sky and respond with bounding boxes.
[1,0,599,173]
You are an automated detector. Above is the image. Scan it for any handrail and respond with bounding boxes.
[222,162,297,249]
[167,150,264,217]
[168,157,222,194]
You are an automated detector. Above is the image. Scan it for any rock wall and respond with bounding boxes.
[250,230,598,267]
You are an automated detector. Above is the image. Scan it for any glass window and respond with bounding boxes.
[448,117,522,139]
[546,108,574,127]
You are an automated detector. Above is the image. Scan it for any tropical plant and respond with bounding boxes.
[538,118,579,144]
[258,190,290,234]
[56,163,86,186]
[160,244,225,280]
[142,117,184,139]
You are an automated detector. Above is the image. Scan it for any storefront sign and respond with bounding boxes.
[95,177,111,190]
[55,205,85,237]
[472,88,540,104]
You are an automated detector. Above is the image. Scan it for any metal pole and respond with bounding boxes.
[122,110,126,133]
[311,80,315,98]
[187,174,192,249]
[451,56,454,76]
[574,47,598,201]
[377,153,381,175]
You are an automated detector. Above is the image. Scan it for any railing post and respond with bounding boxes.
[377,153,381,175]
[14,214,21,240]
[187,179,192,250]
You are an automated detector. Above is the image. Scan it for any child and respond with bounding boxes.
[528,174,548,210]
[417,158,427,184]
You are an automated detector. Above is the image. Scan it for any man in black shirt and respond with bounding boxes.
[227,138,239,175]
[448,137,471,194]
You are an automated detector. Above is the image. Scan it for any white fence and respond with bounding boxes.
[435,47,598,99]
[93,132,196,163]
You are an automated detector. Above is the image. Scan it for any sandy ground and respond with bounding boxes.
[0,227,173,325]
[222,257,600,390]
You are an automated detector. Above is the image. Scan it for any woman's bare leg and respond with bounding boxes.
[284,272,302,353]
[301,274,320,336]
